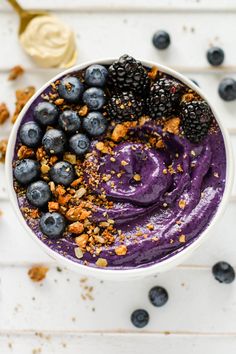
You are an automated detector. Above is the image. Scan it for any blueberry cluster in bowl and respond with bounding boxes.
[14,63,112,237]
[13,54,216,259]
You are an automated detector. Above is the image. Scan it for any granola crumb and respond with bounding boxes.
[29,209,40,219]
[168,165,176,175]
[121,160,128,166]
[12,86,35,123]
[49,181,55,192]
[28,266,48,282]
[96,142,105,151]
[74,247,84,259]
[0,103,10,124]
[17,145,34,159]
[40,163,50,174]
[139,115,150,126]
[148,66,158,80]
[133,173,142,182]
[0,139,8,162]
[146,223,154,230]
[177,164,183,173]
[63,152,77,165]
[79,105,89,116]
[163,117,180,135]
[75,234,89,248]
[102,174,111,182]
[48,201,59,212]
[181,93,195,102]
[115,245,127,256]
[8,65,24,80]
[111,121,137,142]
[96,258,108,267]
[178,199,186,209]
[54,98,64,105]
[156,139,165,149]
[32,348,42,354]
[179,234,186,243]
[68,221,84,234]
[74,187,87,199]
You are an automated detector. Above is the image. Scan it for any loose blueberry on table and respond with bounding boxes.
[152,30,171,50]
[131,309,149,328]
[218,78,236,101]
[149,286,169,307]
[207,47,225,66]
[13,54,226,270]
[212,261,235,284]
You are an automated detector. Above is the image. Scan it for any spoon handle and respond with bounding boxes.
[7,0,25,16]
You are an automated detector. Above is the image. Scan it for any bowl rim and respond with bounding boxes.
[5,57,234,279]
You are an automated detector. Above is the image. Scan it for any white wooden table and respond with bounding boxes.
[1,1,236,353]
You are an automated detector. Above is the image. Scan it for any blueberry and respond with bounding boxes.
[149,286,168,307]
[83,87,106,111]
[59,110,81,134]
[58,76,84,103]
[26,181,51,208]
[50,161,75,186]
[34,101,59,126]
[85,64,108,87]
[152,30,171,50]
[218,78,236,101]
[83,112,107,136]
[14,159,40,185]
[190,79,199,87]
[40,212,66,239]
[69,133,90,156]
[19,121,43,148]
[42,129,67,155]
[131,309,149,328]
[212,262,235,284]
[207,47,224,66]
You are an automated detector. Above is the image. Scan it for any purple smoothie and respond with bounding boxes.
[13,65,226,270]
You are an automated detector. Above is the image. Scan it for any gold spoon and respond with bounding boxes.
[7,0,77,68]
[7,0,48,35]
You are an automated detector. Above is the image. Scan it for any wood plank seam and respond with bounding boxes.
[1,330,236,336]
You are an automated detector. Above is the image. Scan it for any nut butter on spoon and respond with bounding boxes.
[7,0,77,68]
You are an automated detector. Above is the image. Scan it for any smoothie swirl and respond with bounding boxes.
[86,123,211,224]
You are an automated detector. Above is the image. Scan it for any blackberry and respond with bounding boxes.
[108,54,149,94]
[107,91,143,121]
[180,100,213,143]
[147,78,184,119]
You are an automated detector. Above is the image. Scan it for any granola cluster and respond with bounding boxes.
[0,66,35,163]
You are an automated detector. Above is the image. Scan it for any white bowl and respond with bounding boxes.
[5,58,234,280]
